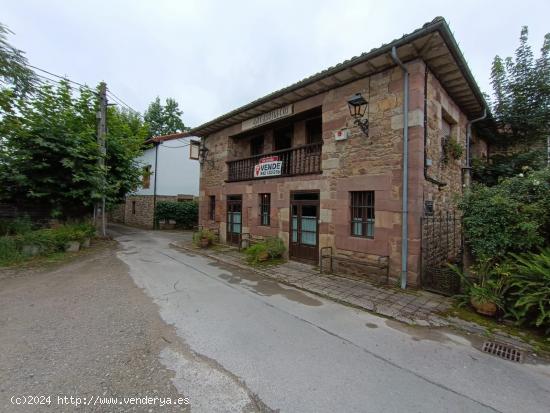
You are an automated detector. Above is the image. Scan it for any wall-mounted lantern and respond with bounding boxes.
[347,93,369,136]
[198,144,210,165]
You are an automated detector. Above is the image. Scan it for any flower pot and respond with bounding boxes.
[470,297,497,316]
[258,251,270,262]
[64,241,80,252]
[200,238,210,248]
[80,238,91,248]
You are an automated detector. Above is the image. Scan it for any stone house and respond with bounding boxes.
[111,132,199,228]
[184,17,489,287]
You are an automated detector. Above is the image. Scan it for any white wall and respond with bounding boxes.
[134,140,199,196]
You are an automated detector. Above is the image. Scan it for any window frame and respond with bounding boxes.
[259,193,271,226]
[350,191,375,239]
[208,195,216,221]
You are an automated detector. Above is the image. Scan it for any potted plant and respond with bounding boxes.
[449,260,510,317]
[193,229,215,248]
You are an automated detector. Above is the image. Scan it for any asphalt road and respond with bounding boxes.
[110,225,550,413]
[1,225,549,413]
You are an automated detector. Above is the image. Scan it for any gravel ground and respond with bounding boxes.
[0,240,189,412]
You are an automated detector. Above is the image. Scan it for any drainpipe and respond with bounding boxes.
[153,142,159,229]
[464,109,487,188]
[391,46,409,290]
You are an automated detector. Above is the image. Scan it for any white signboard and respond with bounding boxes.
[254,156,282,178]
[242,104,293,131]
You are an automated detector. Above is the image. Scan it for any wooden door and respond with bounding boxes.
[289,192,319,263]
[226,195,242,246]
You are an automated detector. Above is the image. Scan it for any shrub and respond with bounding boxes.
[192,228,216,247]
[245,243,269,264]
[155,201,198,229]
[459,168,550,259]
[264,237,285,258]
[505,248,550,332]
[0,236,22,265]
[245,237,285,264]
[443,137,463,162]
[0,216,34,236]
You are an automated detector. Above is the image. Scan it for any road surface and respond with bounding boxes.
[112,225,550,413]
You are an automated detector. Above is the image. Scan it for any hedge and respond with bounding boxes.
[155,201,198,229]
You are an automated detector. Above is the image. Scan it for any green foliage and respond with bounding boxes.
[489,27,550,146]
[0,80,146,217]
[0,216,33,236]
[450,261,510,309]
[0,222,95,266]
[473,150,546,186]
[505,248,550,332]
[0,22,36,99]
[479,27,550,184]
[245,237,285,264]
[192,228,216,247]
[264,237,286,258]
[144,96,187,138]
[442,137,463,163]
[459,169,550,259]
[155,201,198,229]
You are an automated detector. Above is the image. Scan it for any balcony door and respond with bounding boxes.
[289,191,319,263]
[226,195,242,246]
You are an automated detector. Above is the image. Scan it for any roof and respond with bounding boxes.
[145,131,188,144]
[186,17,488,138]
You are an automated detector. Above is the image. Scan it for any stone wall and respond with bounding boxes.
[115,195,179,229]
[199,59,478,287]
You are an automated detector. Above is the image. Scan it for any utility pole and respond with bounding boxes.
[97,82,107,237]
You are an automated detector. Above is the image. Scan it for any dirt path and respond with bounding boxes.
[0,241,189,412]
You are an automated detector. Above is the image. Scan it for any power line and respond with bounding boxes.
[27,63,94,92]
[106,89,140,114]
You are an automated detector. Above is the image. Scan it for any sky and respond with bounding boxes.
[3,0,550,128]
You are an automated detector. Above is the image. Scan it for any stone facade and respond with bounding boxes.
[199,59,485,287]
[111,195,192,229]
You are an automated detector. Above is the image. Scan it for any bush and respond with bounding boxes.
[264,237,285,258]
[0,236,22,265]
[192,228,216,247]
[460,168,550,259]
[505,248,550,332]
[245,237,285,264]
[0,216,34,236]
[155,201,198,229]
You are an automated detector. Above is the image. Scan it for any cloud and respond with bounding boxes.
[3,0,549,127]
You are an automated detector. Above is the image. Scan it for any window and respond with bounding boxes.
[132,201,136,215]
[250,136,264,156]
[142,165,151,189]
[208,195,216,221]
[350,191,375,238]
[274,125,293,150]
[306,117,322,144]
[259,193,271,226]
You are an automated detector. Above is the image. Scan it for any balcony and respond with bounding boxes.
[227,142,322,182]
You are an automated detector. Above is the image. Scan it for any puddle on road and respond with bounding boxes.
[211,262,322,307]
[365,323,379,329]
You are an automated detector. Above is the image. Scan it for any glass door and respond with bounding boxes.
[289,192,319,263]
[226,195,242,245]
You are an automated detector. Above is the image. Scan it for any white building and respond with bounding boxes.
[111,132,200,228]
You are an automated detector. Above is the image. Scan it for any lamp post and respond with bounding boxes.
[347,93,369,136]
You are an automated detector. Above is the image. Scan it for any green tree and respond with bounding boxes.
[0,22,36,97]
[0,81,146,217]
[477,27,550,184]
[144,96,186,137]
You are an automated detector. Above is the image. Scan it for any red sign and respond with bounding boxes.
[259,156,279,164]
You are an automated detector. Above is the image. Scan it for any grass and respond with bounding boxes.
[444,303,550,354]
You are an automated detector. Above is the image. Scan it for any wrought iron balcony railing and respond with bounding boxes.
[227,142,322,182]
